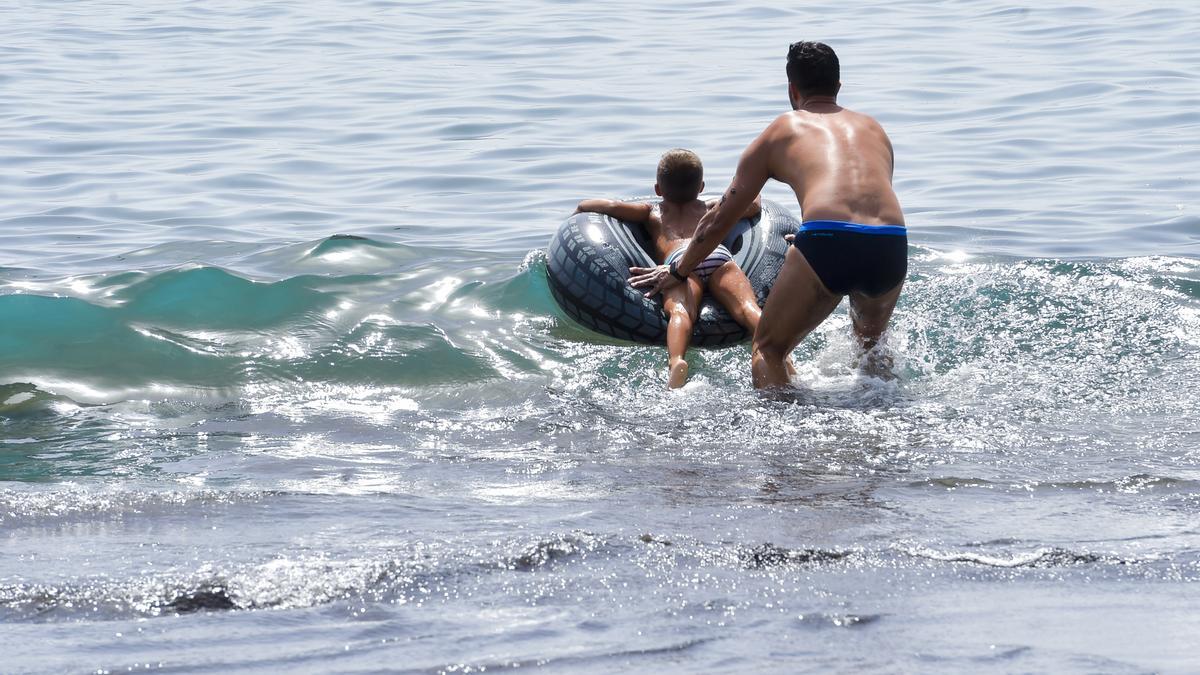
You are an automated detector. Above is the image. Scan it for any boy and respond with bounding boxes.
[575,149,765,388]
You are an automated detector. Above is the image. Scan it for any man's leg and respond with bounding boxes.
[848,282,902,350]
[709,262,799,380]
[848,281,903,376]
[662,277,703,389]
[751,246,842,389]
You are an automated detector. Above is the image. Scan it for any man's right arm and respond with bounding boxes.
[705,194,761,220]
[681,119,783,270]
[574,199,654,224]
[628,117,785,297]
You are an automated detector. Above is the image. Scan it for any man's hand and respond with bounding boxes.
[628,264,681,298]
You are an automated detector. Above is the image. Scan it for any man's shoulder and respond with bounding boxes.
[767,112,798,133]
[778,107,887,136]
[765,111,820,138]
[840,107,886,130]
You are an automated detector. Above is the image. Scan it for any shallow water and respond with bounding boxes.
[2,1,1199,672]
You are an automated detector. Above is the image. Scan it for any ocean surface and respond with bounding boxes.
[2,1,1199,672]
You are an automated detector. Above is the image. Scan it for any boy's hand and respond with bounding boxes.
[629,264,681,298]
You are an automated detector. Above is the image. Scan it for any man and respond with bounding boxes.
[629,41,907,389]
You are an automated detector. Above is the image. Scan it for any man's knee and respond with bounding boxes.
[850,308,892,339]
[751,334,788,362]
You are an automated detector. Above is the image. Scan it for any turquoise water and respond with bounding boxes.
[2,1,1199,672]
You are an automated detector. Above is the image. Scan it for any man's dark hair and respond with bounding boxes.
[657,149,703,203]
[786,41,840,97]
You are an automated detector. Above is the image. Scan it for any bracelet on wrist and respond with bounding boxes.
[668,260,688,282]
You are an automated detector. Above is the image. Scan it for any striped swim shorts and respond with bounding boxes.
[664,244,734,285]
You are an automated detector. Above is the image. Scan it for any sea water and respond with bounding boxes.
[2,1,1198,672]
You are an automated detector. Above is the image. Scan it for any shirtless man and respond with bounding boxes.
[629,41,907,389]
[576,149,763,388]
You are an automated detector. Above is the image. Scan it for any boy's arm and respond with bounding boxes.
[574,199,654,224]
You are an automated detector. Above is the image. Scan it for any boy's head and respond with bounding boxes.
[786,41,840,99]
[655,149,704,204]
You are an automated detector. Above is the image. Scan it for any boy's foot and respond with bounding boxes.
[668,359,689,389]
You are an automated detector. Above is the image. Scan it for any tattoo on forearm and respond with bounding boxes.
[718,187,737,207]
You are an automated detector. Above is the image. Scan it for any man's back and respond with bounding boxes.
[767,105,904,226]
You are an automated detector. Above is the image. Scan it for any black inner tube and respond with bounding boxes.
[546,198,798,347]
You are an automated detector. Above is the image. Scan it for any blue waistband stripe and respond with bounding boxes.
[799,220,907,236]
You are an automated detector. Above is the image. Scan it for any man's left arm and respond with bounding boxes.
[629,125,775,296]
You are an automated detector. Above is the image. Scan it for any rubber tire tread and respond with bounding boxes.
[547,200,798,347]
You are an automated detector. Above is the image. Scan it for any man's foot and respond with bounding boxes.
[856,347,896,380]
[668,358,689,389]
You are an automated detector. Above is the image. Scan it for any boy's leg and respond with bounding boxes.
[707,262,761,333]
[751,247,842,389]
[662,278,703,389]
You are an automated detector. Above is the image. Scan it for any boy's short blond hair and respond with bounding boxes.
[657,149,703,204]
